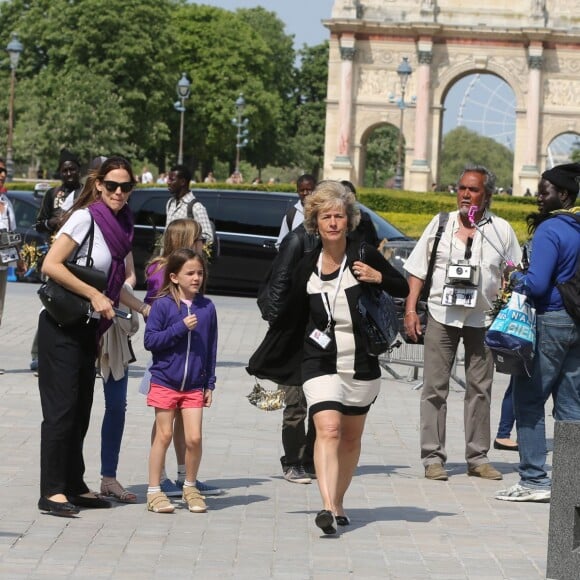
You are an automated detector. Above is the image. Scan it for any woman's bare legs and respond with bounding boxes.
[334,414,366,517]
[312,409,341,512]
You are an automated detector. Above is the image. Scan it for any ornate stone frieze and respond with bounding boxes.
[418,50,433,65]
[528,55,543,70]
[340,47,356,61]
[543,78,580,107]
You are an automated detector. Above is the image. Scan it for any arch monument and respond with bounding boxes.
[323,0,580,195]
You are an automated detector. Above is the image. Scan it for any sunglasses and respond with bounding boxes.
[103,180,134,194]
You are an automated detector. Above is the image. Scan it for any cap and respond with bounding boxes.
[58,148,80,169]
[541,163,580,195]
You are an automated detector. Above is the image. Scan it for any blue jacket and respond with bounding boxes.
[524,211,580,313]
[144,294,217,391]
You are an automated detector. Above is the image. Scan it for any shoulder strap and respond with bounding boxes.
[285,206,297,231]
[187,199,198,219]
[421,212,449,300]
[71,216,96,266]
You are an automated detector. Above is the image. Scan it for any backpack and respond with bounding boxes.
[187,199,220,260]
[553,213,580,323]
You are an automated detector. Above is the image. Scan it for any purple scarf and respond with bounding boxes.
[89,200,134,338]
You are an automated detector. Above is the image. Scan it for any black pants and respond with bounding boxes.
[280,385,315,470]
[38,311,98,498]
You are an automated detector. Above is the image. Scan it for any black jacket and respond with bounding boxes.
[35,185,82,234]
[257,224,319,324]
[248,238,409,386]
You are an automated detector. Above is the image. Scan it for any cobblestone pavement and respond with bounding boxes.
[0,283,552,579]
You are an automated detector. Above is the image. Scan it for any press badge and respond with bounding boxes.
[309,328,332,349]
[441,285,478,308]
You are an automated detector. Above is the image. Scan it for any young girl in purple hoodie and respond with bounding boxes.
[144,248,217,514]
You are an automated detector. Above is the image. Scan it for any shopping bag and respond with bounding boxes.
[485,291,536,376]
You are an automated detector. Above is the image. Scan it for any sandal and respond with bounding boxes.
[100,478,137,504]
[146,491,174,513]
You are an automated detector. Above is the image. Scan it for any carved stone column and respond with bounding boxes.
[524,47,543,172]
[334,38,356,167]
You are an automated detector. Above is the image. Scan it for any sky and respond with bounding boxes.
[191,0,335,49]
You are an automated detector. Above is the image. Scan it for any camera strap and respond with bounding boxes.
[465,236,473,260]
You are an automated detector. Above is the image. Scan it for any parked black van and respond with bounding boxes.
[128,188,411,294]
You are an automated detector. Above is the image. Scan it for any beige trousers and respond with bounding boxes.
[420,314,494,468]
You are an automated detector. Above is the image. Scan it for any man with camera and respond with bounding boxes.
[404,165,521,481]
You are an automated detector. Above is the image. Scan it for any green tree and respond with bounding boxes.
[363,124,399,187]
[439,126,514,189]
[288,41,329,177]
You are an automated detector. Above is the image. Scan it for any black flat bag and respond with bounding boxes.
[38,217,107,326]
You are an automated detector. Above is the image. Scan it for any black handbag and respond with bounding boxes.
[38,217,107,326]
[356,243,398,356]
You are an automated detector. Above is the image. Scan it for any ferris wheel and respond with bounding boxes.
[452,73,516,151]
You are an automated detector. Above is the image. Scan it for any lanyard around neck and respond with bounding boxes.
[316,252,347,330]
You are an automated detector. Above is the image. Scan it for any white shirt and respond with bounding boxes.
[276,200,304,249]
[0,194,16,232]
[57,208,112,275]
[404,210,522,327]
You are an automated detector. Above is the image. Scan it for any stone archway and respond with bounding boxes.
[323,0,580,195]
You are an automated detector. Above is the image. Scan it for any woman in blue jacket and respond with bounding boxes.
[496,163,580,503]
[144,248,217,514]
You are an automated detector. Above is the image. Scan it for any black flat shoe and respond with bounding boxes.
[315,510,337,535]
[494,440,519,451]
[69,495,112,509]
[38,496,80,517]
[336,515,350,526]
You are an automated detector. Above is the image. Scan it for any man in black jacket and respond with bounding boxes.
[258,224,319,483]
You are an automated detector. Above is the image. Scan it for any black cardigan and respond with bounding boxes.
[247,239,408,386]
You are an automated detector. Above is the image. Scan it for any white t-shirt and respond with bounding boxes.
[275,200,304,249]
[56,208,112,275]
[404,210,522,328]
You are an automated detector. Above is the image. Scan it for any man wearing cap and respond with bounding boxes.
[496,163,580,503]
[30,150,82,371]
[404,164,521,482]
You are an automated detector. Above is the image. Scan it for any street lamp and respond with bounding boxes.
[232,94,249,176]
[6,32,23,183]
[393,56,412,190]
[173,72,191,165]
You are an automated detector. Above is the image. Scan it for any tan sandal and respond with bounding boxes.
[100,478,137,504]
[147,491,174,513]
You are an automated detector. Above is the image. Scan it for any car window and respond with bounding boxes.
[10,197,37,229]
[214,194,290,237]
[359,202,408,241]
[131,195,168,227]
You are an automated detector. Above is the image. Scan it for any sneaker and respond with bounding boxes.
[283,465,312,484]
[495,483,551,503]
[147,491,175,513]
[467,463,503,480]
[425,463,448,481]
[160,478,182,497]
[195,480,224,496]
[182,486,207,513]
[303,463,317,480]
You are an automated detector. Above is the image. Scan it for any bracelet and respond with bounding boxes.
[139,303,148,314]
[404,311,416,317]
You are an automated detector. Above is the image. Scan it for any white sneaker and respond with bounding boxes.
[495,483,550,502]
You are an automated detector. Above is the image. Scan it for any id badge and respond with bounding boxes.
[441,285,478,308]
[309,328,332,349]
[0,247,19,264]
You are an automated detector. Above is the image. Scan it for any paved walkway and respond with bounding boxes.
[0,283,552,579]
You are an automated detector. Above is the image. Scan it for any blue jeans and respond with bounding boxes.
[100,370,129,478]
[496,377,515,439]
[513,310,580,489]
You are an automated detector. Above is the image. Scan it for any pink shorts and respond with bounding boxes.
[147,383,204,409]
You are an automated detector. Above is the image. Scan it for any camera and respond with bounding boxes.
[0,230,21,250]
[447,264,473,280]
[445,261,479,286]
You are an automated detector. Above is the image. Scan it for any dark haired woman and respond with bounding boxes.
[38,156,150,516]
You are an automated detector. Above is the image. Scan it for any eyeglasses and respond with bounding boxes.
[0,168,7,175]
[103,180,134,193]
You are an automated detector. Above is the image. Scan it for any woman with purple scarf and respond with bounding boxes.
[38,156,150,517]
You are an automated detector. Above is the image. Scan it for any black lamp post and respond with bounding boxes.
[394,57,412,190]
[174,72,191,165]
[232,94,249,175]
[6,33,23,183]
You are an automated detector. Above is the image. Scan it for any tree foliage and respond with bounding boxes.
[439,126,514,189]
[0,0,322,178]
[363,124,399,187]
